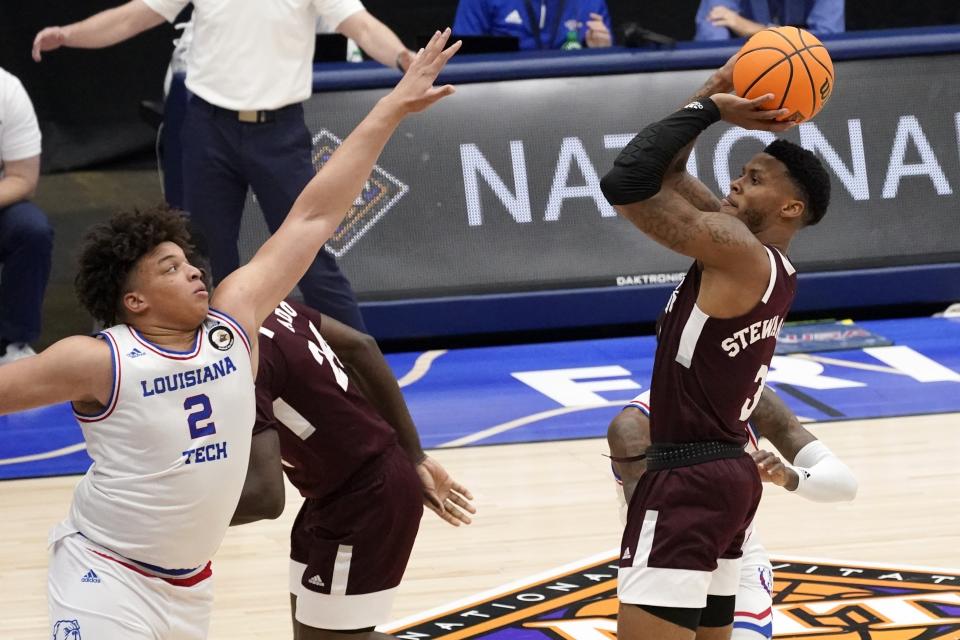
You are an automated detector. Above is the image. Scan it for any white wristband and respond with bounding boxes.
[788,440,858,503]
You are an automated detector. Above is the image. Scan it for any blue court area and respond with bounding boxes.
[2,316,960,480]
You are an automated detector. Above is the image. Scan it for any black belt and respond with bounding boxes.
[646,441,745,471]
[189,95,297,123]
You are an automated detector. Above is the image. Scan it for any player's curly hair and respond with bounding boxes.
[763,139,831,226]
[75,207,199,326]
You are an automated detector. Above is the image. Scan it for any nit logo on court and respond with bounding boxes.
[311,129,409,258]
[388,556,960,639]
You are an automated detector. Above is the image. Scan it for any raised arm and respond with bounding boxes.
[33,0,168,62]
[750,387,858,502]
[0,336,112,416]
[599,57,792,270]
[337,11,416,71]
[212,29,461,337]
[316,312,424,463]
[665,56,738,213]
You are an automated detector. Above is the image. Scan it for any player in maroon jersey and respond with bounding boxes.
[232,299,475,640]
[599,54,832,640]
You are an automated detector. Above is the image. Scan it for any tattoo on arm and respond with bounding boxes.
[618,192,751,257]
[753,388,817,463]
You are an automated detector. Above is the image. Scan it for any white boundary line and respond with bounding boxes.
[0,442,87,466]
[438,401,631,448]
[397,350,448,388]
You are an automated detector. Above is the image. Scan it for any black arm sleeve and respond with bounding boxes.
[600,97,721,206]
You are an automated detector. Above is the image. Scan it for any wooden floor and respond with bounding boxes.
[2,413,959,639]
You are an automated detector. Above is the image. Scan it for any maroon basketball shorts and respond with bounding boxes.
[289,444,423,630]
[618,454,762,609]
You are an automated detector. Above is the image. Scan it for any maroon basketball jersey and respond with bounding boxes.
[255,301,397,499]
[650,246,797,446]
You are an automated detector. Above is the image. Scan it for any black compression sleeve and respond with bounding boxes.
[600,97,721,206]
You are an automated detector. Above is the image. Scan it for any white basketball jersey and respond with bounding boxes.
[64,309,254,571]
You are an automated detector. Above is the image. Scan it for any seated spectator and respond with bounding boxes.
[695,0,844,40]
[454,0,613,50]
[0,67,53,364]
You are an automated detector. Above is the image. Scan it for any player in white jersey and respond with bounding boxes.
[0,30,461,640]
[608,388,857,639]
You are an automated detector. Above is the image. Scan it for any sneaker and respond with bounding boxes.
[0,342,36,365]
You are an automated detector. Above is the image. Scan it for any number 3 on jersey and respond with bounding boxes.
[739,365,769,422]
[184,394,216,439]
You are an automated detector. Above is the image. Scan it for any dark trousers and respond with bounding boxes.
[0,201,53,344]
[180,95,366,331]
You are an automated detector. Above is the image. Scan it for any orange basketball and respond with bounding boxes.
[732,26,835,123]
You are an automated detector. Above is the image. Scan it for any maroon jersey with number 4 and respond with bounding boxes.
[255,301,398,500]
[650,246,797,447]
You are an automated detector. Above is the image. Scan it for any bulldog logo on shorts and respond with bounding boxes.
[52,619,81,639]
[208,325,234,351]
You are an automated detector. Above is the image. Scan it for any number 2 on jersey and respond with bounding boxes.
[184,394,217,439]
[739,365,769,422]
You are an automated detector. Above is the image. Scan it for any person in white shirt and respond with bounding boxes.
[0,67,53,365]
[33,0,415,332]
[2,32,460,640]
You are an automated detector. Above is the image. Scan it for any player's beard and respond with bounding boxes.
[740,206,767,234]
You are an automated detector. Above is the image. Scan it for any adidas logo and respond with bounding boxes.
[308,575,325,588]
[126,347,146,359]
[683,101,705,110]
[622,548,632,561]
[81,569,101,583]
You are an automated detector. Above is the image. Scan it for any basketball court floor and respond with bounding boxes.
[2,315,959,638]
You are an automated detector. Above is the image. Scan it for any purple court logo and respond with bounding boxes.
[386,554,960,639]
[311,129,409,258]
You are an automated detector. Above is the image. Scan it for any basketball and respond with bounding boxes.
[732,26,835,123]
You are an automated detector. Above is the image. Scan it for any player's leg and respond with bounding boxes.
[697,468,765,640]
[48,533,164,639]
[731,539,774,640]
[619,457,761,640]
[617,478,710,640]
[618,600,700,640]
[288,446,423,639]
[607,400,651,523]
[291,596,394,640]
[180,95,249,285]
[245,107,366,331]
[0,200,53,352]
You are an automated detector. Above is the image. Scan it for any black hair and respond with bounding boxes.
[75,207,198,326]
[763,139,831,226]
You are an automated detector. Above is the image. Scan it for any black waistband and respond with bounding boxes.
[646,441,745,471]
[188,94,301,123]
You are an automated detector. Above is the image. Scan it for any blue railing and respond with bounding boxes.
[310,25,960,92]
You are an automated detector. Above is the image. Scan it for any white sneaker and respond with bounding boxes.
[0,343,36,365]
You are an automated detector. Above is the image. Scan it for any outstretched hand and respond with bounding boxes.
[416,456,476,527]
[33,26,67,62]
[712,92,797,131]
[384,28,462,115]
